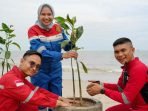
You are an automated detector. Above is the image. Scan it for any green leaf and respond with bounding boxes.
[66,14,73,26]
[60,40,70,49]
[0,37,6,44]
[65,30,70,36]
[5,51,11,59]
[80,61,88,73]
[72,16,76,24]
[2,23,14,33]
[2,23,9,30]
[72,47,81,51]
[8,29,14,33]
[55,16,65,23]
[60,23,70,30]
[70,34,75,44]
[8,34,16,39]
[76,26,83,41]
[70,35,76,45]
[2,23,10,33]
[11,42,21,50]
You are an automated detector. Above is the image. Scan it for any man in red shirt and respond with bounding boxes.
[87,37,148,111]
[0,50,71,111]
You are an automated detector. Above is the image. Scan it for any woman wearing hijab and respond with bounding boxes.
[28,3,78,111]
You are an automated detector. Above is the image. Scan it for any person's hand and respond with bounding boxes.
[88,80,100,84]
[62,51,78,59]
[56,100,71,107]
[86,83,101,96]
[58,97,73,104]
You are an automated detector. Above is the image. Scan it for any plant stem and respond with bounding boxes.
[75,58,82,105]
[6,59,8,72]
[1,59,5,76]
[71,58,76,102]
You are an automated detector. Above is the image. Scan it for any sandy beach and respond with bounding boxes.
[62,79,119,111]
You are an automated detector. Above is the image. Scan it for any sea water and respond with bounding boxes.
[62,50,148,82]
[0,50,147,82]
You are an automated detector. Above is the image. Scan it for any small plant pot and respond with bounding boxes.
[54,97,102,111]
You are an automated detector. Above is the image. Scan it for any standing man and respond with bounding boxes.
[0,50,71,111]
[87,37,148,111]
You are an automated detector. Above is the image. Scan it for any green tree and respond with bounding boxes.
[0,23,21,75]
[55,15,88,105]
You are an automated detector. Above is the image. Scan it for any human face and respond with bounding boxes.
[39,6,54,26]
[114,42,135,65]
[20,55,41,77]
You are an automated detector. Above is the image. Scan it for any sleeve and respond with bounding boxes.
[104,66,147,104]
[103,74,124,92]
[3,80,58,108]
[29,87,58,107]
[28,28,62,62]
[38,88,58,99]
[104,83,119,91]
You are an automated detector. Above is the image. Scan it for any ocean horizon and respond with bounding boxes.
[61,50,148,81]
[0,50,147,81]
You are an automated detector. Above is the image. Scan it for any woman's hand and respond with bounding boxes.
[62,51,78,59]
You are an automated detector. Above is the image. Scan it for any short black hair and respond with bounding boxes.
[113,37,132,47]
[23,50,42,60]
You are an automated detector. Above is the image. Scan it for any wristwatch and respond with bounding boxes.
[100,88,105,94]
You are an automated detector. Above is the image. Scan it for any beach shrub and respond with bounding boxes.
[55,15,88,105]
[0,23,21,75]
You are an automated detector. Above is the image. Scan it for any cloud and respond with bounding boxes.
[0,0,148,51]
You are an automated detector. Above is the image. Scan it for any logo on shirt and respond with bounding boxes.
[56,25,62,33]
[15,80,24,87]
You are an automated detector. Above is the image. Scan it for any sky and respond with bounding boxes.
[0,0,148,51]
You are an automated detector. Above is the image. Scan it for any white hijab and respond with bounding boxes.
[36,3,54,30]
